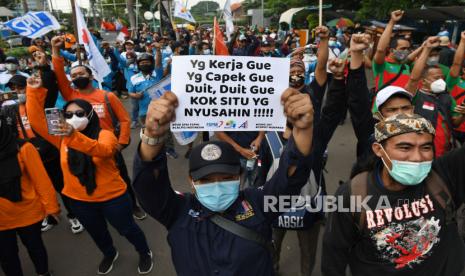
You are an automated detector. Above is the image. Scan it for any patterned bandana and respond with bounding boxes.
[375,113,436,142]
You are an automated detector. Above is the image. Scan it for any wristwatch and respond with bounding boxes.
[140,128,166,146]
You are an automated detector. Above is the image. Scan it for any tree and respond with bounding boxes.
[0,0,15,9]
[356,0,465,21]
[126,0,136,37]
[21,0,29,13]
[190,1,220,16]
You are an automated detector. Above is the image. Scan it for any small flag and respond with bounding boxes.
[223,0,234,41]
[214,17,229,56]
[75,2,111,83]
[174,0,196,23]
[5,11,60,38]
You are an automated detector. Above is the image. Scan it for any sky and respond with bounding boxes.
[48,0,236,13]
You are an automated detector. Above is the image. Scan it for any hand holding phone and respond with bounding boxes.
[45,108,68,136]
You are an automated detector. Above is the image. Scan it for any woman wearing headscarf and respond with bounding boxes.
[26,76,153,275]
[0,106,60,276]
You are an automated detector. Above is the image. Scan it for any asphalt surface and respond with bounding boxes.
[14,98,357,276]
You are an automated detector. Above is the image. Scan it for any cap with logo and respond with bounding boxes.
[189,141,241,181]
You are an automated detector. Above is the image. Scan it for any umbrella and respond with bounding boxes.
[326,17,354,28]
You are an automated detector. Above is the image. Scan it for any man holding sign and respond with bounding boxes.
[170,55,290,187]
[133,86,314,275]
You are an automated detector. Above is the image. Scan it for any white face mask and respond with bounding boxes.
[203,49,211,55]
[66,115,89,131]
[17,93,26,104]
[430,78,446,93]
[0,64,5,71]
[6,63,18,71]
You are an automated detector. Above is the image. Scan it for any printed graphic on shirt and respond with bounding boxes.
[372,216,441,269]
[21,115,31,130]
[92,103,106,118]
[235,200,255,221]
[366,195,441,270]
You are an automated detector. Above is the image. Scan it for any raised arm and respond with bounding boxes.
[315,26,329,86]
[62,130,117,158]
[405,37,440,95]
[152,42,162,69]
[51,36,75,101]
[449,31,465,79]
[108,92,131,146]
[407,44,424,63]
[25,77,61,149]
[374,10,404,65]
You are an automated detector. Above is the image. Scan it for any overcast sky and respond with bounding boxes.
[48,0,238,13]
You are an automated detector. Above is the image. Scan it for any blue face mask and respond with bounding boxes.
[193,180,240,212]
[379,145,432,186]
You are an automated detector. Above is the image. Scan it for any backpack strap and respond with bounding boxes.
[104,92,118,130]
[265,131,283,160]
[210,214,274,253]
[348,171,369,232]
[425,171,456,225]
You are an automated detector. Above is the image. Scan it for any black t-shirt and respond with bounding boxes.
[322,146,465,276]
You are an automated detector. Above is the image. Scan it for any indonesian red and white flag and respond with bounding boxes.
[75,2,111,83]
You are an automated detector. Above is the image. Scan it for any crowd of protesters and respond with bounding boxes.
[2,7,465,276]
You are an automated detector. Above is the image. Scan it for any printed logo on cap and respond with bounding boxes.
[201,144,222,161]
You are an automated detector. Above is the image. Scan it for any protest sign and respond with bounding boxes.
[170,56,289,131]
[144,74,199,145]
[5,12,60,39]
[146,75,172,99]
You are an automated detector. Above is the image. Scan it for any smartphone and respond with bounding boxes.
[45,108,65,135]
[0,92,18,102]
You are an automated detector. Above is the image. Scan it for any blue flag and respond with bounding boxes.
[5,11,60,39]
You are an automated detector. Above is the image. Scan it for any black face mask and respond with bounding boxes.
[139,64,154,74]
[72,77,90,89]
[289,74,305,88]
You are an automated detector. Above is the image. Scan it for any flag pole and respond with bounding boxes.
[318,0,323,26]
[70,0,82,65]
[213,17,216,55]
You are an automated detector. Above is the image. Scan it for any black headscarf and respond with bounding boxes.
[64,99,101,195]
[0,106,22,202]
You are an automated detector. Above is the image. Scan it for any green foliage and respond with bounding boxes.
[0,0,15,9]
[190,1,220,17]
[306,13,319,30]
[5,47,29,59]
[356,0,465,21]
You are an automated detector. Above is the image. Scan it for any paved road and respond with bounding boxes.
[15,98,357,276]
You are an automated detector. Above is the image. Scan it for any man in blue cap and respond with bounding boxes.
[133,87,314,275]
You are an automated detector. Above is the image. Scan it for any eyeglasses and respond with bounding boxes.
[64,110,86,119]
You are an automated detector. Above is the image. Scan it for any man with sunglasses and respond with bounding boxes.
[49,35,147,220]
[133,88,314,276]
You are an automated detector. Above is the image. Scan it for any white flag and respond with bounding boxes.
[174,0,196,23]
[74,2,111,83]
[223,0,234,41]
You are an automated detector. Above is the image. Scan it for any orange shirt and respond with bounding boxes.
[61,130,127,202]
[0,142,59,230]
[26,86,127,202]
[17,104,35,140]
[52,56,131,145]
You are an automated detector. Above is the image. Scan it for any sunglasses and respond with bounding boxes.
[64,110,86,119]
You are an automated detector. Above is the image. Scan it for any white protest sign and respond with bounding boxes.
[171,56,289,132]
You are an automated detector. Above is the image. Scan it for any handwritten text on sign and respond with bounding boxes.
[170,56,290,131]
